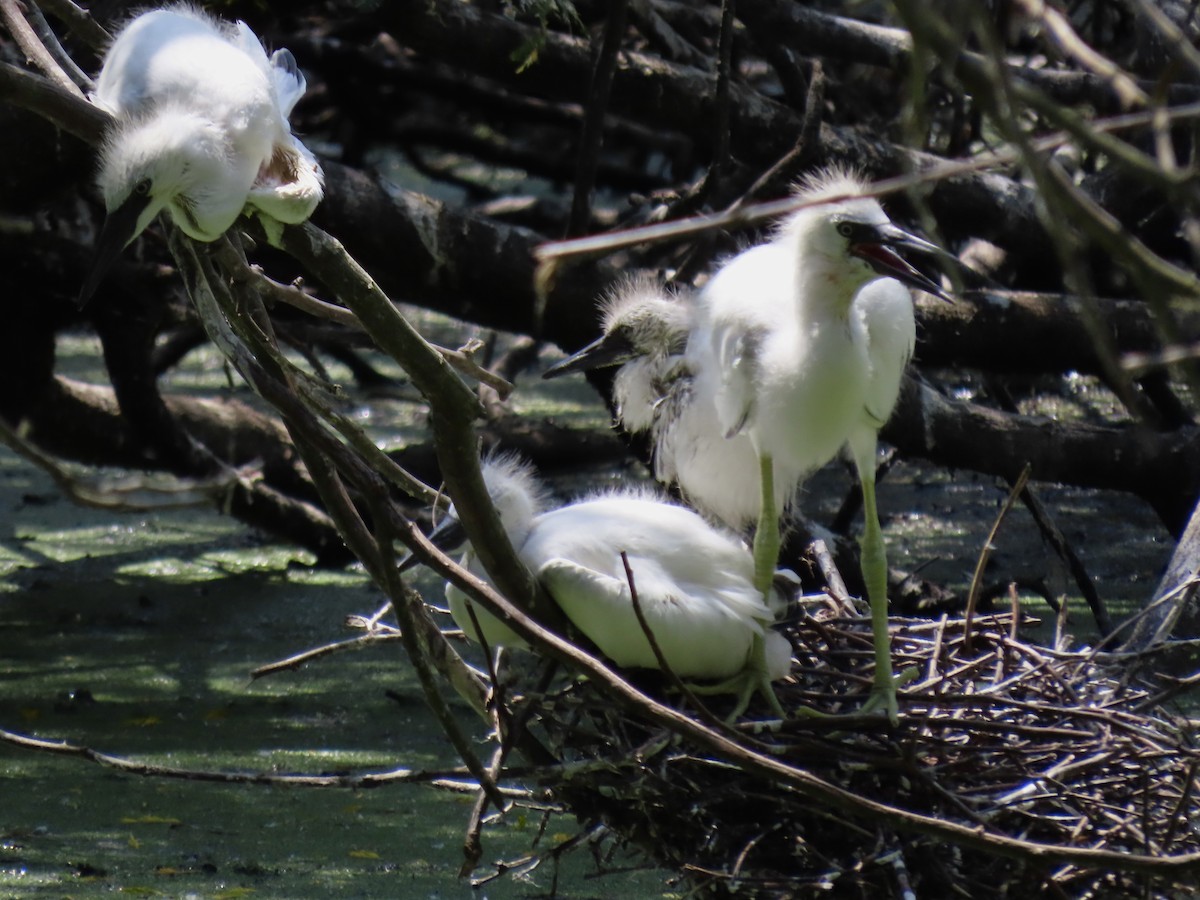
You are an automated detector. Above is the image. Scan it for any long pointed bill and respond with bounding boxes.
[851,223,953,302]
[397,514,468,573]
[542,331,637,379]
[78,191,153,307]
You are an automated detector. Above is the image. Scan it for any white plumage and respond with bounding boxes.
[81,6,323,301]
[544,170,944,721]
[443,456,792,692]
[544,276,798,531]
[695,167,945,721]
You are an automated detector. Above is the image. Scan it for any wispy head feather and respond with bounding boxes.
[793,165,870,205]
[776,165,887,248]
[598,275,692,357]
[98,107,223,209]
[479,451,552,533]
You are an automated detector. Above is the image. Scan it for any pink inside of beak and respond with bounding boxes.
[851,243,908,274]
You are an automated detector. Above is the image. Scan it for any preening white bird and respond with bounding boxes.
[425,456,792,714]
[696,167,949,721]
[80,6,324,303]
[544,275,800,531]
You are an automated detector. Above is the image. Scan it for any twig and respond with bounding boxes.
[567,0,630,236]
[810,538,856,615]
[0,0,84,97]
[249,632,405,681]
[0,724,508,790]
[535,100,1200,263]
[620,550,721,726]
[23,0,93,91]
[964,463,1031,653]
[36,0,109,50]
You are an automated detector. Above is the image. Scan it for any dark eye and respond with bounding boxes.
[836,221,854,238]
[134,179,151,196]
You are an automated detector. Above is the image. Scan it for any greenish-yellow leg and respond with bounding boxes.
[704,453,786,721]
[857,468,899,724]
[695,631,786,722]
[753,453,780,598]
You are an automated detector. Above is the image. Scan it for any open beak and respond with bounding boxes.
[397,514,468,573]
[78,191,153,307]
[850,223,954,302]
[542,330,637,379]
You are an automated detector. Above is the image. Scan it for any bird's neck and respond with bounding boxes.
[795,261,863,328]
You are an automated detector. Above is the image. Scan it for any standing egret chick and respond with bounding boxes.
[697,167,949,721]
[427,456,792,715]
[80,6,324,303]
[544,277,799,531]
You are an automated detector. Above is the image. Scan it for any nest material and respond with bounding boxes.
[528,600,1200,898]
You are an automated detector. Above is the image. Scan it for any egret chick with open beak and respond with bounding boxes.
[696,166,950,722]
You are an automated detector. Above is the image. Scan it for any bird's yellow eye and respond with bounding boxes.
[134,178,151,196]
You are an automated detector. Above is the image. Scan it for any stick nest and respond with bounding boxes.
[522,601,1200,898]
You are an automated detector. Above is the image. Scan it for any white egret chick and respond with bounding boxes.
[696,167,949,721]
[544,277,800,531]
[543,275,691,433]
[424,456,792,715]
[80,6,324,302]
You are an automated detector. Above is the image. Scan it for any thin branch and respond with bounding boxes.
[0,0,84,97]
[0,724,523,791]
[23,0,93,91]
[964,464,1031,653]
[36,0,109,50]
[535,99,1200,263]
[249,632,406,681]
[567,0,630,236]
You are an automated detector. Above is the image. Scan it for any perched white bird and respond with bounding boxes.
[696,167,948,721]
[544,276,800,531]
[425,456,792,713]
[80,6,324,302]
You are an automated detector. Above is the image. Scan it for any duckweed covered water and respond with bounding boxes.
[0,332,1174,898]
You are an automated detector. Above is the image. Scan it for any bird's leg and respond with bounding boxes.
[752,453,780,598]
[698,454,786,722]
[691,632,787,722]
[731,452,787,720]
[856,465,899,724]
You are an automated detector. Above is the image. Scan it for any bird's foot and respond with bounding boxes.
[857,665,918,725]
[689,667,788,724]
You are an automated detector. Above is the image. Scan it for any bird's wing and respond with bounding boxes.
[269,48,307,120]
[232,21,306,120]
[856,278,916,425]
[539,556,761,680]
[712,323,762,438]
[538,558,654,667]
[233,20,272,73]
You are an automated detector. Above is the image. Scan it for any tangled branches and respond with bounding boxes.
[536,607,1200,897]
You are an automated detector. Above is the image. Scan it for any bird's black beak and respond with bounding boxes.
[850,223,953,302]
[542,330,637,379]
[78,191,153,307]
[397,514,468,573]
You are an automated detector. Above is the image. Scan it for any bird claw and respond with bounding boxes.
[688,666,786,723]
[858,665,918,725]
[858,681,899,725]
